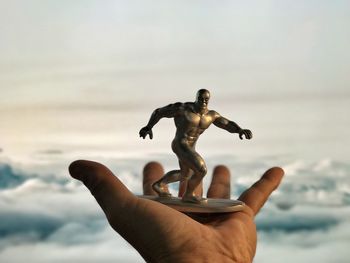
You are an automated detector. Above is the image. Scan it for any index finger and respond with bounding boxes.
[143,162,165,195]
[207,165,231,199]
[238,167,284,215]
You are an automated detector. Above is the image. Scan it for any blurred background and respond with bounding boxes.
[0,1,349,262]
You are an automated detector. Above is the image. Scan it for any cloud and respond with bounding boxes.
[256,221,350,263]
[0,235,143,263]
[0,166,143,261]
[0,211,62,240]
[257,199,350,231]
[0,157,350,262]
[0,163,26,189]
[36,149,64,155]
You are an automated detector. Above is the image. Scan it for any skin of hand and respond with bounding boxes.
[69,160,284,263]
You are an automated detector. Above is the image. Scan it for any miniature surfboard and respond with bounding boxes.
[137,195,245,213]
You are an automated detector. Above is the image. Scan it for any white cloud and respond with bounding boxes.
[0,156,350,262]
[257,221,350,263]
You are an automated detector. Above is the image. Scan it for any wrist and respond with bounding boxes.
[154,250,245,263]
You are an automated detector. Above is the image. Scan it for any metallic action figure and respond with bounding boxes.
[140,89,252,203]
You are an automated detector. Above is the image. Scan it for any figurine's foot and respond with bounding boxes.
[152,182,172,198]
[182,195,208,204]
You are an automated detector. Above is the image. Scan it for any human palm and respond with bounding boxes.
[69,160,283,263]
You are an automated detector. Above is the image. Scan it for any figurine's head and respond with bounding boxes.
[195,89,210,112]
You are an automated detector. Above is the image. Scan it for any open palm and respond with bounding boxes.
[69,160,283,263]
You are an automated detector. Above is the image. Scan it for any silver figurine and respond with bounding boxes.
[140,89,252,204]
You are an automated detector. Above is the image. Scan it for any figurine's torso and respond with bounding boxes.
[173,102,216,148]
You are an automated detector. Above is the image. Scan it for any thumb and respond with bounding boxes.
[69,160,137,220]
[69,160,188,262]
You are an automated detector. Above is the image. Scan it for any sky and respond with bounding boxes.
[0,0,349,161]
[0,1,350,262]
[1,0,349,105]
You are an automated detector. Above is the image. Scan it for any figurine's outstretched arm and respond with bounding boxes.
[139,103,182,139]
[213,112,253,140]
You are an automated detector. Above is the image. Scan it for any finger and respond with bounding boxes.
[238,167,284,215]
[69,160,137,218]
[239,133,243,140]
[143,162,165,195]
[70,160,193,261]
[150,131,153,140]
[207,165,231,199]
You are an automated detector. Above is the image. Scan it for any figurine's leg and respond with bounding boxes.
[178,161,193,197]
[181,152,208,204]
[152,170,181,197]
[179,160,193,181]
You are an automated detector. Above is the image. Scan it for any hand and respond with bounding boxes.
[239,129,253,140]
[139,126,153,139]
[69,160,283,263]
